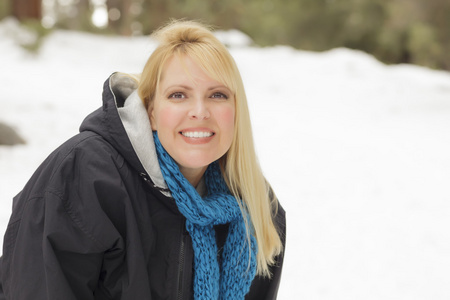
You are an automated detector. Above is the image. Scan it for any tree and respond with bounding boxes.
[11,0,42,21]
[107,0,134,35]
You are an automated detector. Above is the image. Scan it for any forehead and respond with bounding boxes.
[159,54,224,88]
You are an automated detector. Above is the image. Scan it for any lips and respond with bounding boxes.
[180,131,214,138]
[179,129,215,145]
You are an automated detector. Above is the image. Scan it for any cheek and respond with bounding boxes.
[215,106,235,144]
[156,106,182,129]
[218,106,235,130]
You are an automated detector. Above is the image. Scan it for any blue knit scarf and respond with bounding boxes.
[152,132,257,299]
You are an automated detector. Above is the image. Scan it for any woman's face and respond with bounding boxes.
[148,54,235,185]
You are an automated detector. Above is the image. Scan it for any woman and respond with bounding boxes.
[0,20,286,299]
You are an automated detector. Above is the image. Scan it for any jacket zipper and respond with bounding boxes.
[141,172,189,299]
[177,225,188,300]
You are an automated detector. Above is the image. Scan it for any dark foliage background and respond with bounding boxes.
[2,0,449,70]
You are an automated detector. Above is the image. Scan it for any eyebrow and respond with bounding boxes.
[208,85,231,92]
[163,85,193,93]
[163,84,231,94]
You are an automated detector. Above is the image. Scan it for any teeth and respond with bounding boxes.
[182,131,213,138]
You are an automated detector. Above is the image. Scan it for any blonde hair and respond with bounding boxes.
[138,20,283,277]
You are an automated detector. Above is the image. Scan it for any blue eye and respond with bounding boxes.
[169,92,185,99]
[211,92,228,99]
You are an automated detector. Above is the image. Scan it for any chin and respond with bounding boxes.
[176,155,216,169]
[179,160,212,170]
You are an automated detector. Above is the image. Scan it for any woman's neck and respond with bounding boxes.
[179,165,208,188]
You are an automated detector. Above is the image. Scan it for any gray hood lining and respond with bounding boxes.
[111,73,168,194]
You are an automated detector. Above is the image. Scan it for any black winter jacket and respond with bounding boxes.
[0,74,286,300]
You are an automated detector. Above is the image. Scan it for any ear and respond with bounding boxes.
[147,102,157,131]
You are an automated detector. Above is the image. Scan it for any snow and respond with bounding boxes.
[1,19,450,299]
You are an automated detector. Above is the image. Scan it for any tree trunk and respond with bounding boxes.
[107,0,133,35]
[11,0,42,21]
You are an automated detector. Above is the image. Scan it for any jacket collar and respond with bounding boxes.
[80,73,169,195]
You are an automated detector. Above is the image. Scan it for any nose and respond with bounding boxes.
[188,98,210,120]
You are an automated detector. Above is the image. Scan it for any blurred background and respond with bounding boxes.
[1,0,450,70]
[1,1,450,299]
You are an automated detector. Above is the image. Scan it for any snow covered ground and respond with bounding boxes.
[1,19,450,299]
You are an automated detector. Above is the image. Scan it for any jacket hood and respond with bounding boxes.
[79,73,168,193]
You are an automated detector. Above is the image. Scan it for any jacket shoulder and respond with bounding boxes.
[24,131,110,181]
[10,131,126,224]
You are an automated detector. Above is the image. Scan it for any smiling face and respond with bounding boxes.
[148,54,236,186]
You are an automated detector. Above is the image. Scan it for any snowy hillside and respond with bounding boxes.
[1,19,450,299]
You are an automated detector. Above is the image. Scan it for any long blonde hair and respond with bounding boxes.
[138,20,283,277]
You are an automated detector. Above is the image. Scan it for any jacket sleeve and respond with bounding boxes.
[246,203,287,300]
[0,257,5,300]
[1,189,107,299]
[1,134,126,300]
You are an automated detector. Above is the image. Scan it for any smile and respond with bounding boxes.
[180,131,214,138]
